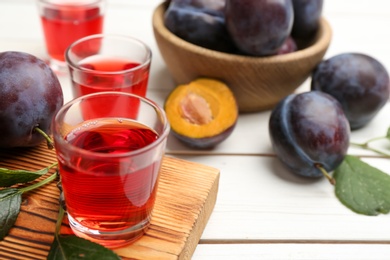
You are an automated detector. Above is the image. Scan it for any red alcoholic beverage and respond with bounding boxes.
[59,118,160,246]
[39,1,104,63]
[74,55,149,97]
[72,55,150,119]
[66,35,152,114]
[53,92,169,248]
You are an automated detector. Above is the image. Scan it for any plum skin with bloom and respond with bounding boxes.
[0,51,63,148]
[311,53,390,130]
[291,0,323,39]
[164,0,236,53]
[269,91,350,178]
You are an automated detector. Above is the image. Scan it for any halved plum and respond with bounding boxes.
[164,78,238,149]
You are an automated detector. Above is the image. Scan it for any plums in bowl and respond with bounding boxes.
[164,0,236,53]
[277,36,298,55]
[311,53,390,130]
[225,0,294,56]
[269,91,350,178]
[291,0,323,40]
[0,51,64,148]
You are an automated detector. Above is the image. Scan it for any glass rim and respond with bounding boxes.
[37,0,105,7]
[53,91,170,158]
[65,34,152,75]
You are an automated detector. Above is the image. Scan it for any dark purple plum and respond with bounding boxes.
[0,51,64,148]
[311,53,390,130]
[269,91,350,178]
[225,0,293,56]
[164,0,237,53]
[169,0,225,17]
[291,0,323,40]
[276,36,297,55]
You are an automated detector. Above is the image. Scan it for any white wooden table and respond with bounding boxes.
[1,0,390,259]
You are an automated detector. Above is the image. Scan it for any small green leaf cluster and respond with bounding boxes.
[0,165,58,239]
[333,126,390,216]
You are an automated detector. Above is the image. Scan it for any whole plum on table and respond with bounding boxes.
[225,0,294,56]
[269,91,350,179]
[291,0,323,40]
[0,51,64,148]
[311,53,390,130]
[164,0,237,53]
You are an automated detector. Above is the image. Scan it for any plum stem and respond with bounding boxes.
[54,204,65,238]
[315,164,336,185]
[350,138,390,157]
[19,170,58,194]
[34,127,54,149]
[351,136,386,147]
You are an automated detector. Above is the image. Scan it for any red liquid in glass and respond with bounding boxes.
[41,5,103,62]
[59,119,160,242]
[73,56,149,97]
[73,56,149,119]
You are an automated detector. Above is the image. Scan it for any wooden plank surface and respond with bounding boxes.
[0,143,220,260]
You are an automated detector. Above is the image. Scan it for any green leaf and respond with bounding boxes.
[47,236,121,260]
[0,166,51,187]
[334,155,390,216]
[0,188,22,239]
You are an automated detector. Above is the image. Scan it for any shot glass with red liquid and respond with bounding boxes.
[37,0,106,73]
[52,92,170,248]
[65,34,152,118]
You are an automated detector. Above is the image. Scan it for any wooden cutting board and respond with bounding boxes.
[0,143,220,260]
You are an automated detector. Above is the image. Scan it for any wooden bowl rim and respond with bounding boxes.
[152,2,332,64]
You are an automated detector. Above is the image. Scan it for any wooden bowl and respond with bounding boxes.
[152,2,332,112]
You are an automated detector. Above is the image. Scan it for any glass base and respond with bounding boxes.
[68,214,149,249]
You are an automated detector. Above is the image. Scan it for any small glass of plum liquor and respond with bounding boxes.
[52,92,170,248]
[37,0,106,73]
[65,34,152,106]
